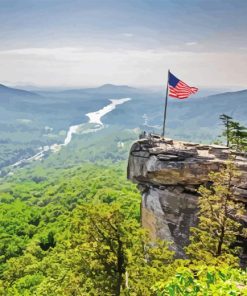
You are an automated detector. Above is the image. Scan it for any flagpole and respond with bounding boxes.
[162,69,169,137]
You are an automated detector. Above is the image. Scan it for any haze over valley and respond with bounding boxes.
[0,82,246,174]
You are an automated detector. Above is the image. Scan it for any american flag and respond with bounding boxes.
[168,71,198,99]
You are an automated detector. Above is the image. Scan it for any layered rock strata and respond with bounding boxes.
[127,136,247,260]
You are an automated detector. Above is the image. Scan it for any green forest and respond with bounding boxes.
[0,158,247,295]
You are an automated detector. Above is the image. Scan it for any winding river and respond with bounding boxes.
[11,98,131,168]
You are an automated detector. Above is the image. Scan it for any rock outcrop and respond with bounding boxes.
[127,136,247,261]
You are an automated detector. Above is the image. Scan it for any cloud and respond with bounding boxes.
[0,47,246,88]
[122,33,134,38]
[185,42,197,46]
[0,47,83,61]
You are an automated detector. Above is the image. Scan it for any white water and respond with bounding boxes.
[10,98,131,168]
[86,98,131,125]
[61,98,131,146]
[63,125,80,146]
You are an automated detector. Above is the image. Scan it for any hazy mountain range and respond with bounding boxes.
[0,83,246,171]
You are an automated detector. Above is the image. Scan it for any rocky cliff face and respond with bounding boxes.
[127,136,247,261]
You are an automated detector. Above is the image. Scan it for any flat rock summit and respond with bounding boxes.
[128,135,247,262]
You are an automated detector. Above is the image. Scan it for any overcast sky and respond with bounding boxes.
[0,0,246,88]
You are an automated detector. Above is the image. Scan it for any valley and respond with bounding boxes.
[0,83,246,175]
[8,97,131,171]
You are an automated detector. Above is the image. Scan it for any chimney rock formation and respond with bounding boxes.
[128,136,247,261]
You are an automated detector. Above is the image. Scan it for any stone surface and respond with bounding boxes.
[128,136,247,260]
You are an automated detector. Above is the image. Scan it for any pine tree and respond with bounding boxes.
[219,114,247,151]
[229,121,247,151]
[186,162,247,266]
[219,114,232,147]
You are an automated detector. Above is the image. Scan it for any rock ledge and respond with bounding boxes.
[127,136,247,259]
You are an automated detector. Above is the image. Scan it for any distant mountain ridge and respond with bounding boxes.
[0,84,40,98]
[58,84,141,96]
[206,89,247,100]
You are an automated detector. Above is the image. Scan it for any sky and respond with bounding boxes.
[0,0,247,88]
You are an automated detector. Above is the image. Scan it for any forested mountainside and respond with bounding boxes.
[1,161,247,295]
[0,163,139,294]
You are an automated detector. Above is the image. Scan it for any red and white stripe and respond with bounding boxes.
[169,80,198,99]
